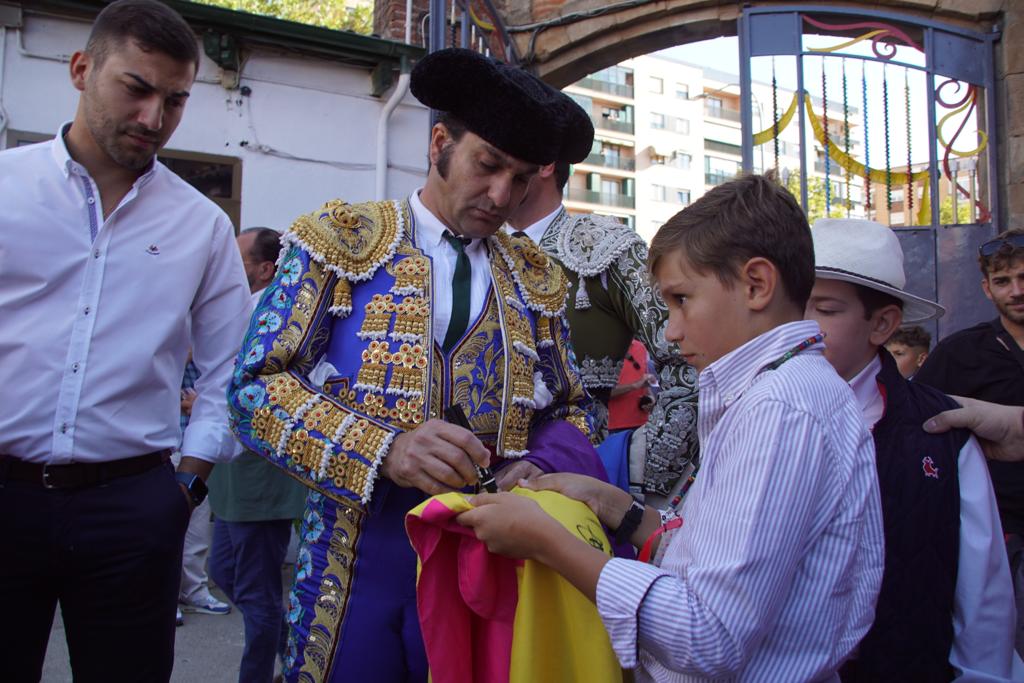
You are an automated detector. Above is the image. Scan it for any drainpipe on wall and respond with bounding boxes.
[375,0,414,200]
[0,27,8,146]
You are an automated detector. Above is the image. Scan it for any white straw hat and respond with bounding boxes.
[811,218,945,324]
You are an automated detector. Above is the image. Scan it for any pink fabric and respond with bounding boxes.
[406,497,519,683]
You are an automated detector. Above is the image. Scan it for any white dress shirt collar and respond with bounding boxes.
[51,121,158,188]
[506,204,563,243]
[407,189,492,346]
[848,353,885,429]
[408,188,485,255]
[700,319,825,401]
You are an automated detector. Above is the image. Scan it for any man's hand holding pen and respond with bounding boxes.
[381,419,491,496]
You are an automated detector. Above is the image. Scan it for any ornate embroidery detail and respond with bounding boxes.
[578,355,625,390]
[447,292,505,446]
[574,278,592,310]
[386,343,429,398]
[390,296,429,343]
[391,254,430,297]
[297,503,361,683]
[490,231,567,318]
[283,199,406,284]
[357,294,395,341]
[330,278,352,316]
[355,340,390,394]
[540,209,645,311]
[544,210,644,279]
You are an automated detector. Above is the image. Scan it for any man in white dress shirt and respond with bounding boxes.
[0,2,250,681]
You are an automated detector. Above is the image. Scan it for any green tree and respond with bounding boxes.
[192,0,374,34]
[939,196,973,224]
[785,172,846,224]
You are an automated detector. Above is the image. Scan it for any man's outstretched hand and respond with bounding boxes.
[382,419,491,495]
[924,396,1024,462]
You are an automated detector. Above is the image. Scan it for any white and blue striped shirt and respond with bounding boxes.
[596,320,884,682]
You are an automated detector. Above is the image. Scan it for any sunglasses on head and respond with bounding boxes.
[979,234,1024,258]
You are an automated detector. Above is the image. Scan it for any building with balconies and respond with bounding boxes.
[562,53,866,242]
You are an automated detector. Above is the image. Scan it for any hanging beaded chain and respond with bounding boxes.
[666,332,825,511]
[904,68,914,223]
[822,61,831,213]
[842,58,852,218]
[669,474,697,510]
[449,0,458,48]
[883,64,893,218]
[772,56,780,172]
[862,61,871,219]
[765,332,826,371]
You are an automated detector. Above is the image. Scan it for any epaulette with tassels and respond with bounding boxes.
[280,199,406,316]
[491,230,567,318]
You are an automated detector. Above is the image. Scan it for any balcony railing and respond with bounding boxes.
[580,153,636,171]
[705,171,735,186]
[705,105,742,122]
[576,77,634,99]
[566,188,636,209]
[594,116,634,135]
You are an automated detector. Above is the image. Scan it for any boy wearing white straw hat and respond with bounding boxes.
[806,218,1022,682]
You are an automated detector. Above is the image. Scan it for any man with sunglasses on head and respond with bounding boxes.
[916,227,1024,655]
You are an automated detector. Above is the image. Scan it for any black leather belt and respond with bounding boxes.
[0,450,171,489]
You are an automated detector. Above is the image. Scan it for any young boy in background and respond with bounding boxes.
[457,175,884,682]
[805,218,1021,681]
[885,325,931,379]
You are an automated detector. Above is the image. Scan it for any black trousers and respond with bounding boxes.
[0,461,191,682]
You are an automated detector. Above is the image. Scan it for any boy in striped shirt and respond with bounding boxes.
[458,174,884,682]
[806,218,1021,681]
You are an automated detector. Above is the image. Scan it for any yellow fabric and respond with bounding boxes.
[509,488,621,683]
[409,489,622,683]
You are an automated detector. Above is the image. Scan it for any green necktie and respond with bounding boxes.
[442,231,472,353]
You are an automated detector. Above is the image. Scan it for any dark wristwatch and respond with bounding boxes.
[613,499,646,544]
[174,471,208,508]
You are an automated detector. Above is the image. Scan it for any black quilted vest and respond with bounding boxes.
[840,350,968,683]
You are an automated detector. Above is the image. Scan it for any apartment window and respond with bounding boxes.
[676,189,691,205]
[706,96,723,117]
[649,76,663,94]
[673,117,690,135]
[672,152,691,170]
[601,179,622,196]
[651,184,666,201]
[651,113,666,130]
[675,83,689,99]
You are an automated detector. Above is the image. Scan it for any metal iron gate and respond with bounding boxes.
[738,6,1000,340]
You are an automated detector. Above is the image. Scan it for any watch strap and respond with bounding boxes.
[613,500,645,544]
[174,471,208,507]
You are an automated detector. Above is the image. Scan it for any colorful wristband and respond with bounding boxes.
[638,517,684,563]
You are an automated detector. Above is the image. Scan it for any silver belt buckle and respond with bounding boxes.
[41,464,57,489]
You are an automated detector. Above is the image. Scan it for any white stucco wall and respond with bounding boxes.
[0,10,429,230]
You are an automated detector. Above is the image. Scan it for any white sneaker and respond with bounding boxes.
[180,594,231,615]
[176,607,184,626]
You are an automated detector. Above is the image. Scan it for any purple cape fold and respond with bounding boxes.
[506,420,635,559]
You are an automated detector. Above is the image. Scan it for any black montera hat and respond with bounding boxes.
[410,48,594,166]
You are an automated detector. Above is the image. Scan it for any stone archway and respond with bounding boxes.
[375,0,1022,229]
[498,1,1004,86]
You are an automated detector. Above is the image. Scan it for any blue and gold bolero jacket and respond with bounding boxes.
[227,199,596,510]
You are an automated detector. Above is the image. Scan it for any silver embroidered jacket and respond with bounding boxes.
[538,208,699,495]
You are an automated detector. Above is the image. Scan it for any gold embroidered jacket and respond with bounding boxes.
[228,199,596,508]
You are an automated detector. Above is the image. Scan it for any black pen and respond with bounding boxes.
[443,405,497,493]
